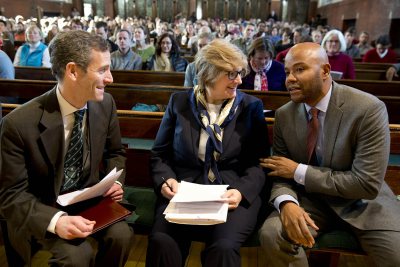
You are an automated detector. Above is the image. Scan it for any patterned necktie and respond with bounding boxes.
[307,108,319,165]
[62,109,85,193]
[260,71,268,91]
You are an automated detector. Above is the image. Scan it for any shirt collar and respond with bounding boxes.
[56,85,87,117]
[304,84,332,115]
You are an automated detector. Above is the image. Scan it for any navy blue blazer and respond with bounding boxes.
[151,89,269,205]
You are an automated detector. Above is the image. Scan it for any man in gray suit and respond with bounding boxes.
[258,42,400,267]
[0,31,133,266]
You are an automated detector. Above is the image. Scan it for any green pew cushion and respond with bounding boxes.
[312,230,361,251]
[124,186,156,229]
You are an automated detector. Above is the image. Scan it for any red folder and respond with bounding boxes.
[62,197,132,234]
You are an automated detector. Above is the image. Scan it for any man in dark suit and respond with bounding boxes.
[0,30,133,266]
[258,42,400,267]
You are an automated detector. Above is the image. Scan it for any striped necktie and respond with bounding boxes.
[62,109,85,193]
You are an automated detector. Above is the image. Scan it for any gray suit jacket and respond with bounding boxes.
[0,88,126,262]
[270,81,400,231]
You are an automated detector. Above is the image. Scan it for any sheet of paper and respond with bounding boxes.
[170,181,228,202]
[57,168,123,206]
[163,181,229,225]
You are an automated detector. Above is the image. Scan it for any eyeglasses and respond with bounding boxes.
[326,40,339,43]
[226,70,246,80]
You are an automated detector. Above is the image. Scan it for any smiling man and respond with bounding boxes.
[258,42,400,267]
[0,31,133,266]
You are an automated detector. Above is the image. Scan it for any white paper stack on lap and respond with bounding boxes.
[163,181,229,225]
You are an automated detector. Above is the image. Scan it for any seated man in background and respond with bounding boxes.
[111,29,142,70]
[95,21,118,53]
[184,32,214,87]
[259,42,400,267]
[363,34,398,63]
[0,30,133,267]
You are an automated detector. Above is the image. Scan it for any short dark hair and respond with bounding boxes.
[0,19,6,27]
[376,34,391,46]
[248,37,276,58]
[49,31,109,81]
[95,21,108,32]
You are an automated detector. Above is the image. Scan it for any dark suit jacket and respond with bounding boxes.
[270,82,400,231]
[151,89,269,205]
[0,87,126,262]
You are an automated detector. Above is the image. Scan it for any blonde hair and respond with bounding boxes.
[195,38,248,89]
[25,25,44,42]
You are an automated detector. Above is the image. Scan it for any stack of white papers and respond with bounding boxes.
[163,181,229,225]
[57,168,123,206]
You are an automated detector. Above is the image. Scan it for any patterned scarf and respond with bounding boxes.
[189,85,243,184]
[154,52,172,71]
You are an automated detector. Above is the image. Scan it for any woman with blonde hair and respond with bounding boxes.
[146,38,269,267]
[13,24,51,67]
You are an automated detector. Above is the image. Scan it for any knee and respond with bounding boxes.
[148,232,176,249]
[56,242,94,267]
[104,222,134,247]
[208,238,239,255]
[259,221,281,251]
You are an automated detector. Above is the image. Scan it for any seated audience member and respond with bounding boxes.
[0,49,14,79]
[344,27,360,58]
[0,30,133,267]
[147,32,188,72]
[276,27,309,63]
[275,27,292,53]
[189,25,212,56]
[259,42,400,267]
[386,63,400,81]
[321,29,355,79]
[180,23,195,46]
[311,29,322,44]
[240,37,286,91]
[0,19,15,60]
[70,18,84,31]
[133,26,155,69]
[146,38,269,267]
[13,24,51,67]
[356,31,372,57]
[184,32,214,87]
[363,34,398,63]
[13,21,25,49]
[215,22,228,39]
[231,23,256,54]
[44,24,59,45]
[111,29,142,70]
[95,21,118,53]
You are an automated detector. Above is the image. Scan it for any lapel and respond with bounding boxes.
[322,83,344,166]
[87,101,101,176]
[294,103,309,163]
[222,102,241,153]
[38,88,65,194]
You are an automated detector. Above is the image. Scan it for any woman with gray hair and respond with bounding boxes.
[321,29,355,79]
[146,38,270,267]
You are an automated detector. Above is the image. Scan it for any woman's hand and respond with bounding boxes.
[160,178,178,200]
[221,189,242,210]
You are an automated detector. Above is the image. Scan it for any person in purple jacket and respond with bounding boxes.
[239,37,286,91]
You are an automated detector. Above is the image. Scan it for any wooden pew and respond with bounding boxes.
[353,62,393,71]
[15,66,396,86]
[2,79,400,123]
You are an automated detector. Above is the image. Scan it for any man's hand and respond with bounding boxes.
[103,183,124,202]
[280,202,319,248]
[55,215,96,240]
[221,189,242,210]
[260,156,299,179]
[386,66,398,81]
[160,178,178,200]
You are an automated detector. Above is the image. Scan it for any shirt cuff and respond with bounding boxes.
[294,163,308,185]
[273,195,299,213]
[47,211,67,234]
[114,181,123,187]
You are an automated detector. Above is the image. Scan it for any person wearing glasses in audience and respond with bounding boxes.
[146,39,270,267]
[320,29,355,79]
[146,32,188,72]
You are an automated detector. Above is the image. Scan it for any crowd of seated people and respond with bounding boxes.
[0,12,399,84]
